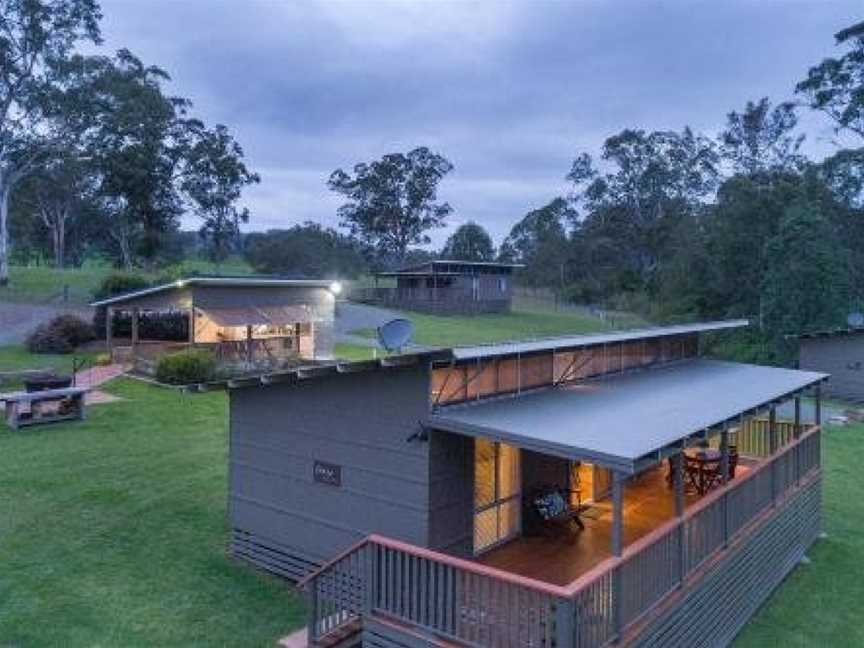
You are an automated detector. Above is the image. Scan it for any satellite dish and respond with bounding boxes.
[848,312,864,328]
[378,318,414,353]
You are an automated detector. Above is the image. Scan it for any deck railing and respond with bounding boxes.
[301,426,822,647]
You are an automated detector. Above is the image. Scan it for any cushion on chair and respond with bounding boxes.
[534,491,567,520]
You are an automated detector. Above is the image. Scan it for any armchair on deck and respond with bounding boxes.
[524,484,585,542]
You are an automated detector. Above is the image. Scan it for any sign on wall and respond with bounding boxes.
[313,461,342,487]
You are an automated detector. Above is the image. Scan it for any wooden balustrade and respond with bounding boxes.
[303,427,822,648]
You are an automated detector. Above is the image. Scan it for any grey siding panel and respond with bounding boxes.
[800,337,864,402]
[229,366,432,579]
[427,431,473,558]
[630,476,821,648]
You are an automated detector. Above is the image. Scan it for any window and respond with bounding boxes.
[498,277,507,293]
[474,439,521,553]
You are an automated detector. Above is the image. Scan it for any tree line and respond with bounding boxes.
[1,0,258,280]
[248,19,860,362]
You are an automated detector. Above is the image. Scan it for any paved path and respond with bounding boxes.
[0,302,93,346]
[74,363,125,389]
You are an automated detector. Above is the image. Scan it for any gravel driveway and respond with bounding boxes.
[334,302,405,347]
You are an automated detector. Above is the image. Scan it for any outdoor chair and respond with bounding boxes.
[525,484,585,542]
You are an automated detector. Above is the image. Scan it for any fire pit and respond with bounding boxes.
[24,374,73,392]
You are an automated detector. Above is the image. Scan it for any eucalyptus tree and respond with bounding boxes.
[182,124,260,273]
[441,221,495,261]
[0,0,102,284]
[71,49,197,268]
[719,98,805,175]
[797,20,864,140]
[328,147,453,263]
[566,128,719,292]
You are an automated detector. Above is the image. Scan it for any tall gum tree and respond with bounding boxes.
[0,0,101,285]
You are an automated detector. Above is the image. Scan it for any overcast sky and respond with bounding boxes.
[99,0,859,248]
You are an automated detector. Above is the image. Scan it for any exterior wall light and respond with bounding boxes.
[329,281,343,296]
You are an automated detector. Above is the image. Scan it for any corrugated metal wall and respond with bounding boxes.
[800,336,864,402]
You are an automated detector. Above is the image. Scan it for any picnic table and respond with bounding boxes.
[2,386,88,431]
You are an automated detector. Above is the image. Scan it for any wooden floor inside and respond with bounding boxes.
[477,460,756,586]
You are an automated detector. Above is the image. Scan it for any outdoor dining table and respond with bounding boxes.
[684,448,723,495]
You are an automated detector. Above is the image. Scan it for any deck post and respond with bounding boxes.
[769,406,778,505]
[105,306,114,360]
[306,577,319,643]
[188,308,195,345]
[720,427,730,548]
[555,597,575,648]
[611,470,624,640]
[246,324,253,365]
[672,451,686,584]
[814,383,822,426]
[131,307,140,362]
[794,395,802,484]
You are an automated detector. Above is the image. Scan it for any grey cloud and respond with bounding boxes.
[98,0,859,247]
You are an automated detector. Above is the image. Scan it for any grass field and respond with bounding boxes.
[0,257,254,305]
[0,345,101,390]
[734,422,864,647]
[350,307,643,348]
[0,369,860,645]
[0,378,301,646]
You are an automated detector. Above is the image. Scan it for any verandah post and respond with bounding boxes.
[555,597,575,648]
[769,406,778,505]
[720,427,730,547]
[672,451,686,583]
[611,470,624,639]
[307,576,319,642]
[794,395,802,484]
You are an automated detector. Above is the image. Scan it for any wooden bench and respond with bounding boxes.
[2,387,88,431]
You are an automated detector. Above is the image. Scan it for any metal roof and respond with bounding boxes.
[451,319,749,361]
[90,277,335,307]
[199,305,313,327]
[201,349,453,391]
[428,359,827,473]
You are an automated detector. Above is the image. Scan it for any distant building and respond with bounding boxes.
[796,327,864,402]
[90,276,338,371]
[364,260,523,314]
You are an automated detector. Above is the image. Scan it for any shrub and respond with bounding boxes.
[95,352,112,366]
[26,315,96,354]
[92,273,151,302]
[155,349,216,385]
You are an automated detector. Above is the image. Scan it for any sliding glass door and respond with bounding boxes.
[473,438,521,553]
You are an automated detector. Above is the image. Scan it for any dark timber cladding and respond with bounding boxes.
[796,327,864,402]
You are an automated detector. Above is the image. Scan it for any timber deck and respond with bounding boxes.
[478,460,756,586]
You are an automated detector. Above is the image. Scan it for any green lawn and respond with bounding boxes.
[734,421,864,647]
[0,378,302,646]
[350,308,643,348]
[0,345,101,390]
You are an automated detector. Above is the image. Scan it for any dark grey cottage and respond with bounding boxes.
[218,319,827,648]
